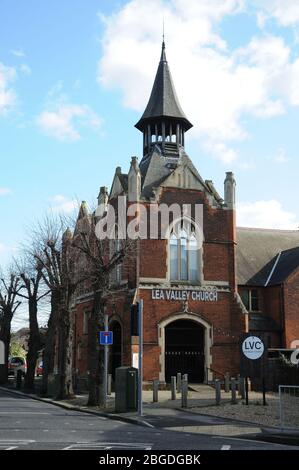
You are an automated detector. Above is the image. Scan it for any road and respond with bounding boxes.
[0,388,297,450]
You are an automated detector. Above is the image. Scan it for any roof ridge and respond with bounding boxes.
[237,226,299,233]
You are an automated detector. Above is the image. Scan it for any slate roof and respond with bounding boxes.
[139,145,179,198]
[237,227,299,286]
[118,173,128,191]
[135,42,192,131]
[268,246,299,285]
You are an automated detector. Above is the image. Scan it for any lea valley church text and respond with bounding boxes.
[151,289,218,302]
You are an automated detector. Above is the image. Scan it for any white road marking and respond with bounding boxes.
[142,420,155,428]
[0,440,35,443]
[0,439,35,450]
[221,445,231,450]
[63,442,153,450]
[0,412,49,415]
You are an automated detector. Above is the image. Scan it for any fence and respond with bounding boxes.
[279,385,299,430]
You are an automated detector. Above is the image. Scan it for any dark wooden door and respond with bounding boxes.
[165,319,205,383]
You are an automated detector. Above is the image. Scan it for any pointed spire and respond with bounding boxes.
[135,41,192,132]
[160,39,166,62]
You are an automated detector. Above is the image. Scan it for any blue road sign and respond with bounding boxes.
[99,331,113,345]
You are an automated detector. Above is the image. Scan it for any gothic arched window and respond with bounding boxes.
[169,222,200,282]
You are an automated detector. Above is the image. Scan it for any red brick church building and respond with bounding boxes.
[69,42,299,385]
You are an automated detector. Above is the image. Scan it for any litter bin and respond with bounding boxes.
[115,367,138,412]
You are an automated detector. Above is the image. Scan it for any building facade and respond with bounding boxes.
[70,42,299,385]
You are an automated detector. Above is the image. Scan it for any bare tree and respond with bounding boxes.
[0,271,21,384]
[72,215,133,407]
[32,215,84,399]
[14,257,50,391]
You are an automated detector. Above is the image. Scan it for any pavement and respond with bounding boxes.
[1,384,299,450]
[0,387,298,451]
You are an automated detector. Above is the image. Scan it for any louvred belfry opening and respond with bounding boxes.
[135,41,192,157]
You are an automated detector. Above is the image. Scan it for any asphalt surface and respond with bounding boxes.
[0,389,297,450]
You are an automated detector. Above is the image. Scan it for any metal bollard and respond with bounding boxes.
[171,376,176,400]
[177,372,182,393]
[183,374,188,395]
[237,374,241,393]
[153,379,159,403]
[224,372,230,392]
[238,376,245,399]
[181,379,188,408]
[231,377,237,404]
[107,374,112,396]
[215,379,221,405]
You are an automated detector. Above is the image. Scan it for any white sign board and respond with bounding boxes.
[132,352,139,369]
[151,288,218,302]
[0,341,5,365]
[242,336,264,360]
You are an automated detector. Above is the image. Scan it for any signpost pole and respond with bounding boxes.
[262,377,266,406]
[103,314,108,409]
[245,376,249,405]
[138,300,143,417]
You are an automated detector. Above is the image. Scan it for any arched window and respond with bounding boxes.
[169,222,200,282]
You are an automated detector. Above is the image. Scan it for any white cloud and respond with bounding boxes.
[0,242,17,266]
[204,141,238,164]
[0,62,17,115]
[11,49,26,58]
[36,103,102,141]
[19,64,31,76]
[0,187,12,196]
[50,195,78,214]
[257,0,299,27]
[237,200,299,229]
[98,0,299,163]
[274,148,288,164]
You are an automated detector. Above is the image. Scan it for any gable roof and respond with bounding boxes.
[267,246,299,285]
[237,227,299,286]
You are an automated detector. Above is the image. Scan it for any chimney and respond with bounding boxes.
[224,172,236,209]
[96,186,109,218]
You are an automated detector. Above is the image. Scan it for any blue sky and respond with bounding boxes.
[1,0,299,273]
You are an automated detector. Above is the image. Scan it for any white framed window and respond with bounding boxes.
[169,221,201,282]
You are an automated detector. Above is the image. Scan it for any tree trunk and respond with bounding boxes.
[56,293,74,400]
[41,291,59,396]
[87,290,104,406]
[0,308,13,384]
[24,298,40,391]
